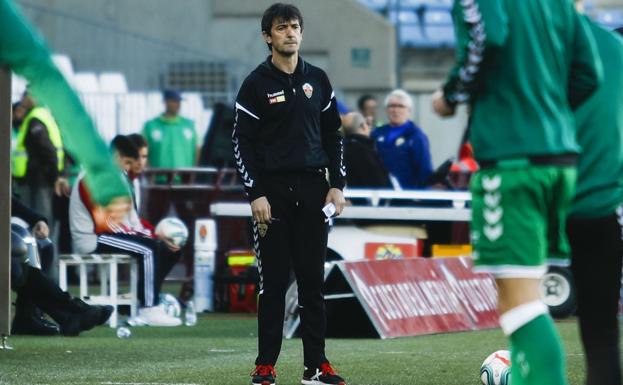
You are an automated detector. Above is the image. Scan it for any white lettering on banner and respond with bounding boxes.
[350,264,498,323]
[351,271,389,331]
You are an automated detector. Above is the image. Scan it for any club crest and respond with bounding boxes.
[258,223,268,238]
[302,83,313,99]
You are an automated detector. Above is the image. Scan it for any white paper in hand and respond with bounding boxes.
[322,203,336,218]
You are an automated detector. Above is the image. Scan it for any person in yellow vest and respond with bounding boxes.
[12,90,64,227]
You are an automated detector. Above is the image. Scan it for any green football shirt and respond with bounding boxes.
[142,115,197,168]
[443,0,602,161]
[571,20,623,218]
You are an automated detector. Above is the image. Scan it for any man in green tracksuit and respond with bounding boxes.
[1,0,130,219]
[433,1,602,384]
[566,2,623,384]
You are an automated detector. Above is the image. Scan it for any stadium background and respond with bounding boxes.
[2,1,623,384]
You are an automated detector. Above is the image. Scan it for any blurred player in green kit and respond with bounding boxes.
[433,1,602,384]
[567,1,623,384]
[1,0,130,221]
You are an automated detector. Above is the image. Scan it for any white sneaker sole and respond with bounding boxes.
[251,381,275,385]
[301,379,345,385]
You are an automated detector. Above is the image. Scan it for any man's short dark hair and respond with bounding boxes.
[127,133,148,150]
[261,3,303,51]
[110,135,139,159]
[357,94,376,112]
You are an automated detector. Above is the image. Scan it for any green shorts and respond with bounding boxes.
[471,161,576,278]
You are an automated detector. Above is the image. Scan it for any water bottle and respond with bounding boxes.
[116,327,132,339]
[185,300,197,326]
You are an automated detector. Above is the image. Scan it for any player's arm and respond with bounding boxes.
[232,80,273,223]
[320,73,346,215]
[439,0,509,111]
[0,0,130,207]
[567,11,603,110]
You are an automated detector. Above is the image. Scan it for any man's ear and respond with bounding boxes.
[262,31,272,45]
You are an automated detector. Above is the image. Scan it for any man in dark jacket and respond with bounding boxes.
[342,112,391,189]
[372,89,433,189]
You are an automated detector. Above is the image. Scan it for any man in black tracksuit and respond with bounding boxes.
[232,4,346,385]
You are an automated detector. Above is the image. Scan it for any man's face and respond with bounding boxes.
[386,97,411,126]
[362,99,378,124]
[165,99,181,115]
[133,146,148,174]
[115,152,136,173]
[21,94,35,110]
[264,18,303,57]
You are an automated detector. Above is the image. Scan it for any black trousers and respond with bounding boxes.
[95,233,182,307]
[15,267,83,326]
[567,212,623,385]
[255,170,330,368]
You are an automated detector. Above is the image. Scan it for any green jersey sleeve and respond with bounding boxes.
[567,12,603,110]
[0,0,129,205]
[443,0,509,106]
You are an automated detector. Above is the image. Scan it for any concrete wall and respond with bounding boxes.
[213,0,396,92]
[16,0,396,95]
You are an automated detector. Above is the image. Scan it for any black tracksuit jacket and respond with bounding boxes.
[232,56,345,202]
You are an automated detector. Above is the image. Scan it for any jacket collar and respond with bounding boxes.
[263,55,306,76]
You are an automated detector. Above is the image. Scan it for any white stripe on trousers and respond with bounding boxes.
[97,235,156,307]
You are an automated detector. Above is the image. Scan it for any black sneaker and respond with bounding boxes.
[251,364,276,385]
[302,362,345,385]
[11,314,60,336]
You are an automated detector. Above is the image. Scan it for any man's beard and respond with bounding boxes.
[274,45,297,57]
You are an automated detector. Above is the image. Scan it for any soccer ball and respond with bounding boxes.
[480,350,511,385]
[155,217,189,247]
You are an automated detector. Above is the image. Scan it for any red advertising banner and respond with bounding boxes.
[337,257,499,339]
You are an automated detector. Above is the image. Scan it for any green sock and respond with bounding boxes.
[509,314,568,385]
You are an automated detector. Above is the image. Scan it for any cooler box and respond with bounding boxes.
[226,251,258,313]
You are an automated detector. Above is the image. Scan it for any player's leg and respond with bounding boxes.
[253,178,293,368]
[155,241,183,293]
[293,172,345,385]
[568,212,623,385]
[472,165,574,385]
[96,233,180,326]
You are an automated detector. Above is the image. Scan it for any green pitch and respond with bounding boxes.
[0,315,592,385]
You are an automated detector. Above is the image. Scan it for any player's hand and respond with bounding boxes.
[32,220,49,239]
[251,196,272,224]
[325,188,345,217]
[160,235,181,252]
[54,177,71,197]
[92,197,132,232]
[432,90,456,117]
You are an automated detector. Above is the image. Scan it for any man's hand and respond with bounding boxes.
[159,235,181,252]
[325,188,346,217]
[432,90,456,117]
[54,177,71,197]
[251,196,272,224]
[32,220,49,239]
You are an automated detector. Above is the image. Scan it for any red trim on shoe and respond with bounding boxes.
[251,364,277,377]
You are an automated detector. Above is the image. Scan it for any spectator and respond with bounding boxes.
[342,112,391,189]
[357,94,379,128]
[11,101,26,132]
[12,90,64,226]
[371,89,433,189]
[142,89,198,169]
[69,135,183,327]
[127,133,148,212]
[11,223,113,336]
